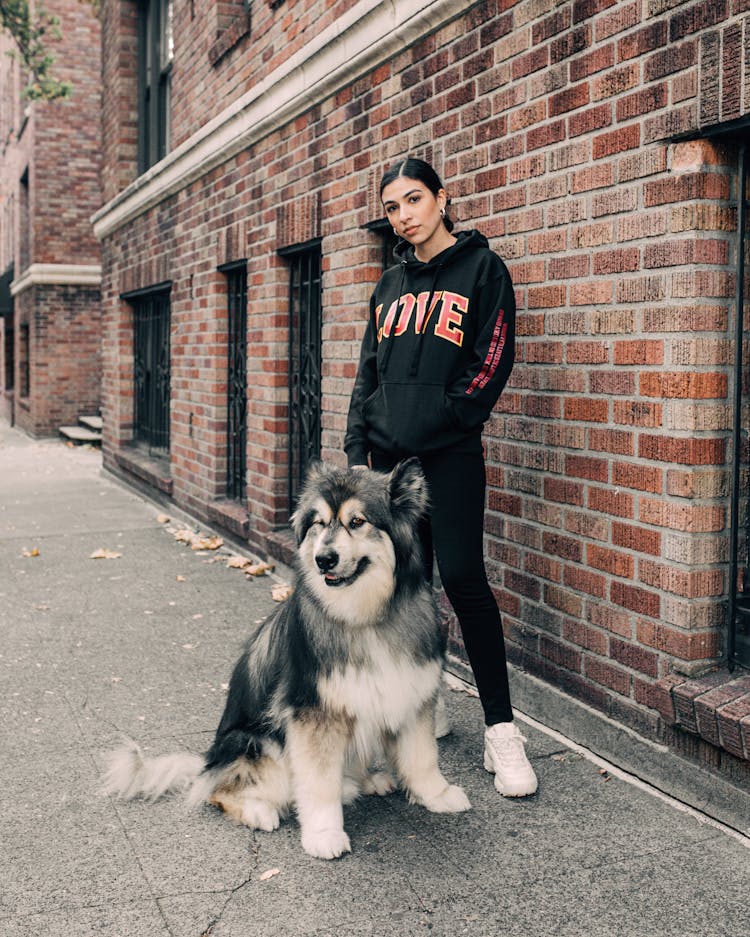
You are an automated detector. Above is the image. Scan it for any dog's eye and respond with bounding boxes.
[349,516,366,529]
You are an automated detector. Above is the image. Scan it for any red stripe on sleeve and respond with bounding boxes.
[465,309,506,396]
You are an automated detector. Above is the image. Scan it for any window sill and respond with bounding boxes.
[655,669,750,762]
[114,447,172,495]
[208,498,250,539]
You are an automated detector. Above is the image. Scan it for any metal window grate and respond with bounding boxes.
[283,241,322,512]
[131,288,171,456]
[730,145,750,669]
[224,263,248,501]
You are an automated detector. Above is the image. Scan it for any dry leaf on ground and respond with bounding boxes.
[191,535,223,551]
[21,547,40,557]
[271,583,293,602]
[226,556,250,569]
[156,513,170,524]
[173,529,196,544]
[90,548,122,560]
[245,561,275,577]
[259,868,281,882]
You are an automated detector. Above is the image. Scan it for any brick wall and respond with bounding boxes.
[98,0,750,748]
[2,0,103,436]
[14,285,102,433]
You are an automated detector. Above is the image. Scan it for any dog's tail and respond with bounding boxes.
[100,739,206,803]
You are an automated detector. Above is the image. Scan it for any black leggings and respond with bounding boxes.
[371,448,513,726]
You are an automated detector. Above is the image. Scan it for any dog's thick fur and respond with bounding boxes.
[101,459,470,859]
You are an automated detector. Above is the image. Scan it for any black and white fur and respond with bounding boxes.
[101,459,470,859]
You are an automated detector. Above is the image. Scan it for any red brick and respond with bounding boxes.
[614,340,664,365]
[564,398,609,422]
[612,462,663,494]
[587,544,634,578]
[610,635,660,674]
[638,436,726,465]
[588,486,634,518]
[584,656,631,695]
[612,521,662,555]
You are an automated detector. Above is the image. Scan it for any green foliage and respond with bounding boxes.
[1,0,73,100]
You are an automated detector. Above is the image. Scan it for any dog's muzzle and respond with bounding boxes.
[315,550,370,587]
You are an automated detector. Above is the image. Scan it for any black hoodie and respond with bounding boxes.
[344,229,516,466]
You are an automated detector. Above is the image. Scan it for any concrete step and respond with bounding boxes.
[78,414,102,431]
[59,425,102,445]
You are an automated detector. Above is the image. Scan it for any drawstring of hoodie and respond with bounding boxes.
[378,258,444,379]
[377,260,407,378]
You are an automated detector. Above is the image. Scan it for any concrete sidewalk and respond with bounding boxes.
[1,420,747,937]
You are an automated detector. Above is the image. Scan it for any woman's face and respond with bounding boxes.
[381,177,451,260]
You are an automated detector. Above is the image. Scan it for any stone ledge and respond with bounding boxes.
[207,498,250,539]
[656,669,750,761]
[114,448,172,495]
[264,527,296,568]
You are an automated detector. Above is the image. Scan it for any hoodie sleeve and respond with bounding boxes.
[344,296,379,467]
[445,255,515,432]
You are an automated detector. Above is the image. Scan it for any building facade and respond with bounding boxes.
[0,1,102,435]
[94,0,750,797]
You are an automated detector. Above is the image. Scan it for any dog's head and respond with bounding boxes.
[292,459,428,625]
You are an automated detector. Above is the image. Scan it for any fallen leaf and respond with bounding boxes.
[156,513,171,524]
[173,529,195,544]
[176,575,186,582]
[22,547,40,557]
[259,867,281,882]
[191,536,223,551]
[90,548,122,560]
[271,583,293,602]
[245,561,275,577]
[226,556,250,569]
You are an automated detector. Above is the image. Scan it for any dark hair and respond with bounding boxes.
[379,157,454,232]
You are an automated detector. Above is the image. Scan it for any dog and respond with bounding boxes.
[101,459,470,859]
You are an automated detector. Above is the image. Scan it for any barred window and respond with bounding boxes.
[279,240,322,512]
[127,285,171,456]
[221,261,248,502]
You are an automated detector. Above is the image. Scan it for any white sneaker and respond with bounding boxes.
[434,689,451,739]
[484,722,538,797]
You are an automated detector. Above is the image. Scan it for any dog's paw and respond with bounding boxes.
[422,784,471,814]
[301,828,351,860]
[362,770,397,796]
[240,799,280,832]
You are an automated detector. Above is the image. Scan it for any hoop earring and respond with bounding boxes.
[440,208,446,218]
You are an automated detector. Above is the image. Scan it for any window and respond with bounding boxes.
[19,170,30,272]
[19,322,29,398]
[138,0,173,173]
[221,261,248,502]
[128,285,171,455]
[730,144,750,669]
[279,240,322,512]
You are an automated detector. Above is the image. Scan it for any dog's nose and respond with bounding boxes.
[315,550,338,572]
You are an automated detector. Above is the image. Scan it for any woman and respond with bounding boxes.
[345,157,537,797]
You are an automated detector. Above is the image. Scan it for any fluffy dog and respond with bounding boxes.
[101,459,470,859]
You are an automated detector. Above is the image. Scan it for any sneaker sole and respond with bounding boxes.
[483,750,538,798]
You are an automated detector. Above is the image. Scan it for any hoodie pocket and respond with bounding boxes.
[365,382,464,454]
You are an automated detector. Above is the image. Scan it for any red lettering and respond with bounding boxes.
[433,291,468,347]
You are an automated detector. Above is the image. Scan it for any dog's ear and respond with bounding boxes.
[388,457,428,520]
[303,459,326,482]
